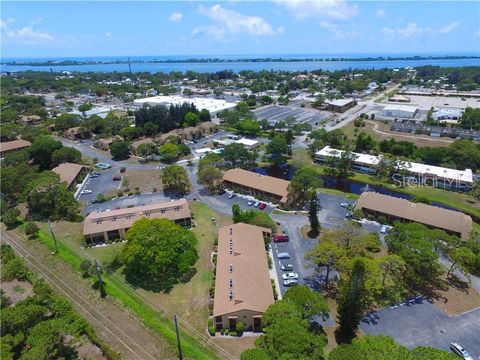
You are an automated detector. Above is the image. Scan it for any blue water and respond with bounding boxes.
[2,55,479,73]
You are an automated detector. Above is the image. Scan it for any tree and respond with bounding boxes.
[51,147,82,167]
[120,218,198,291]
[261,300,301,328]
[221,143,256,169]
[198,165,222,192]
[324,150,358,179]
[25,222,40,237]
[159,143,178,162]
[28,136,62,170]
[230,205,276,233]
[184,112,199,126]
[267,134,289,167]
[240,349,269,360]
[283,285,328,320]
[446,247,475,279]
[161,165,190,194]
[376,255,406,293]
[256,317,325,359]
[232,204,242,223]
[355,132,376,153]
[2,208,20,229]
[110,140,130,160]
[237,119,261,136]
[308,194,321,237]
[136,143,158,157]
[288,166,321,204]
[305,240,346,289]
[336,259,368,342]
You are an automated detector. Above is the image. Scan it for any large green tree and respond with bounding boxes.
[308,194,321,237]
[51,147,82,167]
[305,240,347,289]
[288,166,321,204]
[267,134,289,167]
[161,165,190,194]
[221,143,257,169]
[283,285,328,320]
[110,140,130,160]
[120,218,198,290]
[28,136,62,170]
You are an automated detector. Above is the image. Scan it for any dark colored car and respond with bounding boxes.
[273,235,289,243]
[112,174,122,181]
[258,202,267,210]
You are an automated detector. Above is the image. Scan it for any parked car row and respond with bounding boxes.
[226,192,267,210]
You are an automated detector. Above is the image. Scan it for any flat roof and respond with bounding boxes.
[52,163,86,187]
[83,199,191,236]
[403,161,473,184]
[325,98,355,107]
[382,104,418,113]
[213,223,274,317]
[316,146,382,166]
[235,138,259,146]
[0,139,32,153]
[355,192,472,239]
[223,168,290,203]
[133,95,237,113]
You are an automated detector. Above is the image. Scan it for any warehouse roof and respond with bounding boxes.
[213,223,274,317]
[355,192,472,239]
[325,98,355,107]
[83,199,191,236]
[382,104,419,113]
[222,168,290,203]
[316,146,382,166]
[402,161,473,185]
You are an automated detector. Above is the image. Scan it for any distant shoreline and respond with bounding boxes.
[3,55,480,67]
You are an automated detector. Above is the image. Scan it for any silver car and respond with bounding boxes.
[282,272,299,280]
[277,252,290,259]
[283,279,298,287]
[450,343,473,360]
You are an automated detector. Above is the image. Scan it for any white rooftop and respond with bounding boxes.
[133,95,237,114]
[316,146,382,166]
[195,148,213,154]
[383,104,419,113]
[403,161,473,184]
[325,98,355,107]
[235,138,259,147]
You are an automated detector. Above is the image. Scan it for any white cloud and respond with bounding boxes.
[4,26,54,44]
[105,32,112,37]
[382,21,461,38]
[168,12,183,23]
[31,17,43,25]
[438,21,460,34]
[320,20,360,40]
[375,9,385,18]
[274,0,358,21]
[0,18,15,29]
[194,4,282,40]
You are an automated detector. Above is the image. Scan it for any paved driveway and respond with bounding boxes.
[360,301,480,358]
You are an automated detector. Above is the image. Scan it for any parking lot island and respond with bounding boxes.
[83,198,191,244]
[213,223,273,333]
[222,168,291,207]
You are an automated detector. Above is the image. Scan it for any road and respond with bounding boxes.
[1,229,175,360]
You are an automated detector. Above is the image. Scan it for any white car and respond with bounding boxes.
[380,225,388,234]
[282,272,299,280]
[253,201,260,208]
[81,190,92,195]
[450,343,473,360]
[247,200,255,206]
[283,279,298,287]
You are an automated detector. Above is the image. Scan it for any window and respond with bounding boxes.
[229,228,232,235]
[229,264,233,273]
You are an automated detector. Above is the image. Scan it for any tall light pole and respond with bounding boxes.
[48,221,59,254]
[173,315,183,360]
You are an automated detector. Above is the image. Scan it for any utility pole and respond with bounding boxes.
[173,315,183,360]
[48,221,59,254]
[94,260,106,297]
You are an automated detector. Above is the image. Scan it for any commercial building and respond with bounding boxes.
[213,223,273,332]
[52,163,88,191]
[381,104,418,119]
[133,95,237,116]
[431,107,463,123]
[315,146,382,174]
[83,199,191,244]
[0,139,32,156]
[234,138,260,148]
[398,161,473,191]
[355,192,472,239]
[222,168,291,206]
[325,98,356,113]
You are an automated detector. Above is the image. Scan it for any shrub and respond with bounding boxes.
[228,331,237,337]
[267,254,272,269]
[25,222,39,237]
[365,234,381,253]
[117,190,124,197]
[208,318,215,336]
[120,167,126,173]
[236,321,244,336]
[2,208,20,229]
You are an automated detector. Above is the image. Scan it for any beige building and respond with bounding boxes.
[355,192,472,239]
[83,199,191,244]
[20,115,42,125]
[213,223,273,332]
[64,127,91,141]
[222,168,291,206]
[130,137,156,155]
[52,163,88,191]
[325,98,356,113]
[0,139,32,156]
[94,135,123,150]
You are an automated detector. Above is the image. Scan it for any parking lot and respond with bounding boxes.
[254,104,330,126]
[76,168,120,207]
[360,299,480,358]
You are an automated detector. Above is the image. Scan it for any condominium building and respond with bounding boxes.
[315,146,382,174]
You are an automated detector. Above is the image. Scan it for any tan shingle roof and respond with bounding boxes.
[223,168,290,203]
[52,163,86,187]
[213,223,274,317]
[83,199,191,236]
[355,192,473,239]
[0,139,32,153]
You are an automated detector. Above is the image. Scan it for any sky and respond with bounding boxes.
[1,1,479,58]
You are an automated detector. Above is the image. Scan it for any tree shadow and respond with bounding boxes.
[123,266,197,293]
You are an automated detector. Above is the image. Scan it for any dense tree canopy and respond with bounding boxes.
[28,136,63,170]
[120,218,198,291]
[161,165,190,194]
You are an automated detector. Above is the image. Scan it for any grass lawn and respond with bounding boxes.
[290,147,314,168]
[318,188,360,200]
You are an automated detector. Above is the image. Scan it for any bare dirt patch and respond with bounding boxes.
[75,336,107,360]
[433,278,480,315]
[118,169,163,194]
[1,279,34,305]
[300,224,320,240]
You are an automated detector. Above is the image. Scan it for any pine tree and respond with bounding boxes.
[337,260,368,343]
[308,195,320,236]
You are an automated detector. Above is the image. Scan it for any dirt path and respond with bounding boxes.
[366,120,454,144]
[1,229,177,360]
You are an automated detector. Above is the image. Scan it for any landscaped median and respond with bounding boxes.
[33,225,221,360]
